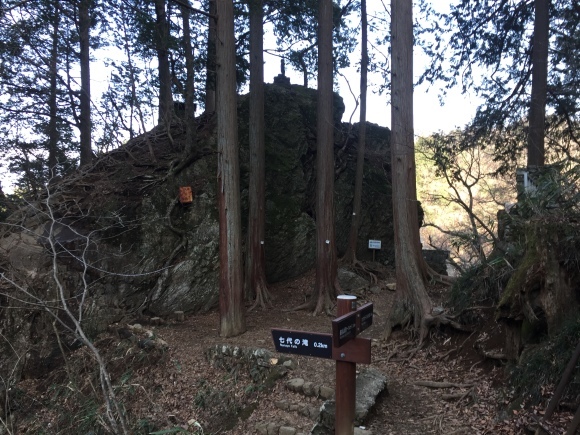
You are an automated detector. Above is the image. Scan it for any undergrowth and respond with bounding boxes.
[509,314,580,406]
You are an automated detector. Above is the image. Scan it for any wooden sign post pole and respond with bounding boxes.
[335,295,357,435]
[271,296,373,435]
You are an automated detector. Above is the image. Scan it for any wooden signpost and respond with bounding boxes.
[272,295,373,435]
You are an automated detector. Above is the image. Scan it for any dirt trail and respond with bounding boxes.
[150,270,520,434]
[13,268,574,434]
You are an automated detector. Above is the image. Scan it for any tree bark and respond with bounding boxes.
[155,0,173,125]
[180,0,196,151]
[390,0,433,340]
[313,0,339,314]
[216,0,246,337]
[48,0,60,176]
[78,0,92,166]
[527,0,549,167]
[246,0,270,308]
[205,0,217,113]
[343,0,368,264]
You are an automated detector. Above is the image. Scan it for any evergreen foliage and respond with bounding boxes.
[418,0,580,173]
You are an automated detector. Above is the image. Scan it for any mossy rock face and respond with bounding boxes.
[238,84,392,281]
[0,85,393,381]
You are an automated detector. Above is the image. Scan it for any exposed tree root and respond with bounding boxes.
[288,279,341,316]
[248,276,272,312]
[386,297,472,345]
[425,263,455,285]
[350,259,378,284]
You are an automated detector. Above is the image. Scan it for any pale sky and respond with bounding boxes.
[261,0,480,137]
[2,0,479,192]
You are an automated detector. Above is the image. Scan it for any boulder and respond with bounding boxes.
[0,84,393,380]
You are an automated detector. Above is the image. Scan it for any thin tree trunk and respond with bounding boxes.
[216,0,246,337]
[119,2,139,138]
[527,0,549,167]
[78,0,92,166]
[155,0,173,125]
[390,0,432,341]
[180,0,196,151]
[205,0,217,113]
[314,0,339,314]
[246,0,270,308]
[343,0,368,264]
[48,0,60,176]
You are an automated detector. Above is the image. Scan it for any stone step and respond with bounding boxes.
[285,378,335,401]
[254,422,307,435]
[274,399,320,420]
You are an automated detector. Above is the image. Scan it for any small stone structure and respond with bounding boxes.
[274,59,291,88]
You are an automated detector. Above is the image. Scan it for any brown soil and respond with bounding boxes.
[9,267,576,434]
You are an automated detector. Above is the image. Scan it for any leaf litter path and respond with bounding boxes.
[153,268,574,434]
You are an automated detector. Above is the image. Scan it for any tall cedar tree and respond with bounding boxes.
[343,0,368,264]
[154,0,173,124]
[313,0,340,314]
[528,0,549,167]
[216,0,246,337]
[390,0,433,341]
[78,0,92,166]
[180,0,196,151]
[205,0,217,113]
[47,0,60,176]
[246,0,270,309]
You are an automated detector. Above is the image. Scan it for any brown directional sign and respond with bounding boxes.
[331,302,373,348]
[332,311,358,347]
[271,329,333,359]
[272,296,372,435]
[358,303,373,332]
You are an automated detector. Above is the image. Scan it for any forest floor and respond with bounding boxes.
[10,265,576,434]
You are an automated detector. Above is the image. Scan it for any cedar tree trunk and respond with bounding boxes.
[216,0,246,337]
[527,0,549,167]
[390,0,433,341]
[313,0,340,314]
[180,1,196,151]
[205,0,217,113]
[246,0,270,308]
[48,0,60,176]
[343,0,368,264]
[78,0,92,166]
[155,0,173,124]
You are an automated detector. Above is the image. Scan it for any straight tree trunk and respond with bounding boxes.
[527,0,549,167]
[180,0,196,151]
[155,0,173,125]
[314,0,339,314]
[78,0,92,166]
[390,0,433,341]
[246,0,270,308]
[205,0,217,113]
[48,0,60,176]
[343,0,368,264]
[216,0,246,337]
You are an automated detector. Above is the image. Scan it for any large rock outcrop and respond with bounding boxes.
[0,84,392,378]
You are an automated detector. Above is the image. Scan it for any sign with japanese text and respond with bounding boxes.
[358,303,374,332]
[332,311,358,347]
[368,240,381,250]
[271,329,333,359]
[331,302,374,347]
